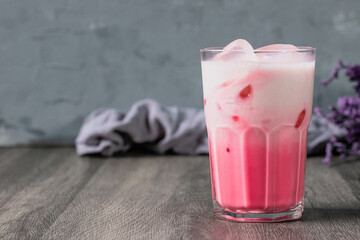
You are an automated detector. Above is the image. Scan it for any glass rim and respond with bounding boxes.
[200,46,316,53]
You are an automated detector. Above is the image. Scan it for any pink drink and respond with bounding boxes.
[200,40,315,222]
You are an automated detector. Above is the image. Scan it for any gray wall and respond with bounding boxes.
[0,0,360,145]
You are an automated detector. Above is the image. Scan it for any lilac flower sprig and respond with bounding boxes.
[315,61,360,164]
[321,61,360,95]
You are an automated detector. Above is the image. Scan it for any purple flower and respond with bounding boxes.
[314,107,324,117]
[321,61,344,86]
[346,64,360,81]
[323,143,332,165]
[317,61,360,164]
[345,64,360,96]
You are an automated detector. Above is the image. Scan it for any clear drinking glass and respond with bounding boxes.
[200,46,316,222]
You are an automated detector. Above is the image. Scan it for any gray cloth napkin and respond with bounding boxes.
[307,115,346,155]
[76,99,346,156]
[76,99,208,156]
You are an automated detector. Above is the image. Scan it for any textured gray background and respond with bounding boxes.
[0,0,359,145]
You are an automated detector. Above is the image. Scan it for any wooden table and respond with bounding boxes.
[0,148,359,239]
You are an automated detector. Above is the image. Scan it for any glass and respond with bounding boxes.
[200,46,316,222]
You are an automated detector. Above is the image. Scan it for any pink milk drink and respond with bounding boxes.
[200,39,316,222]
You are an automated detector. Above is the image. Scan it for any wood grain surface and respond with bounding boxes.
[0,148,359,240]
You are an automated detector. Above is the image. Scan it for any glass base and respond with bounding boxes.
[213,200,303,222]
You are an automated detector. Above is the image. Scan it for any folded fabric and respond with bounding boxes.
[75,99,208,156]
[307,115,346,155]
[76,99,346,157]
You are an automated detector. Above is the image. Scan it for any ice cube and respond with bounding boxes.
[255,44,306,63]
[256,44,298,52]
[213,39,257,62]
